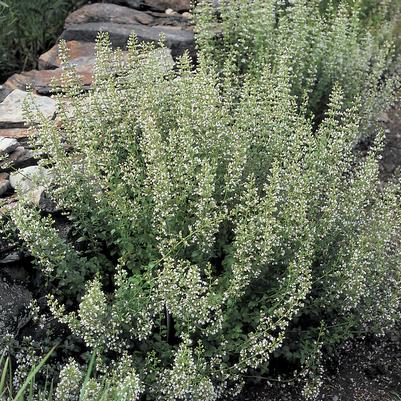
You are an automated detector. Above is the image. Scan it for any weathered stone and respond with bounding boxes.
[147,11,191,27]
[3,67,93,96]
[9,166,49,194]
[0,129,30,139]
[23,187,59,212]
[0,89,56,129]
[108,0,190,12]
[0,280,32,336]
[39,40,96,70]
[0,252,21,264]
[4,146,36,171]
[0,85,11,103]
[0,173,10,196]
[61,22,195,58]
[65,3,154,28]
[0,137,19,154]
[165,8,177,15]
[1,265,29,283]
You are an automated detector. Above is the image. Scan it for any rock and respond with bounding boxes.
[3,66,93,96]
[0,280,32,336]
[3,146,36,171]
[0,252,21,264]
[61,22,195,58]
[182,11,191,18]
[165,8,177,15]
[0,129,30,139]
[0,173,10,196]
[108,0,190,12]
[1,265,29,283]
[9,166,49,194]
[65,3,154,28]
[0,137,19,154]
[147,11,191,27]
[39,41,96,70]
[25,187,59,212]
[0,89,56,129]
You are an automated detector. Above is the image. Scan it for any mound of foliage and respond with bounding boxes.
[2,0,401,400]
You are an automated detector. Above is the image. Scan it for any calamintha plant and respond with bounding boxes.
[5,1,401,400]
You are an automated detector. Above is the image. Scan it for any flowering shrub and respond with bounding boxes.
[195,0,400,121]
[8,2,401,400]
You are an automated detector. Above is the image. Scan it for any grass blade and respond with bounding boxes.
[13,344,57,401]
[79,350,97,401]
[0,356,10,396]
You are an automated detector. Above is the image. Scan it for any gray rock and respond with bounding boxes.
[9,166,49,194]
[61,22,195,58]
[1,265,29,283]
[0,280,32,336]
[0,252,21,264]
[3,146,36,171]
[108,0,190,12]
[0,89,56,129]
[0,137,19,154]
[65,3,155,28]
[25,187,59,212]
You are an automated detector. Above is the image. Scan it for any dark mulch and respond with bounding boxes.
[234,325,401,401]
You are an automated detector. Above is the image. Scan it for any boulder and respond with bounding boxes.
[0,89,56,129]
[24,187,59,213]
[9,166,49,194]
[3,146,36,171]
[108,0,190,12]
[0,137,19,154]
[39,41,96,70]
[3,66,94,96]
[61,22,195,58]
[0,280,32,337]
[0,253,20,265]
[65,3,154,28]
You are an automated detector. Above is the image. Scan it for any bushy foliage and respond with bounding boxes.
[0,0,86,82]
[3,0,400,399]
[8,14,401,396]
[195,0,400,122]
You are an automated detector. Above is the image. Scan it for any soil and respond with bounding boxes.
[235,325,401,401]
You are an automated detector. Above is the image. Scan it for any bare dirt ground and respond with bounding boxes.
[235,326,401,401]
